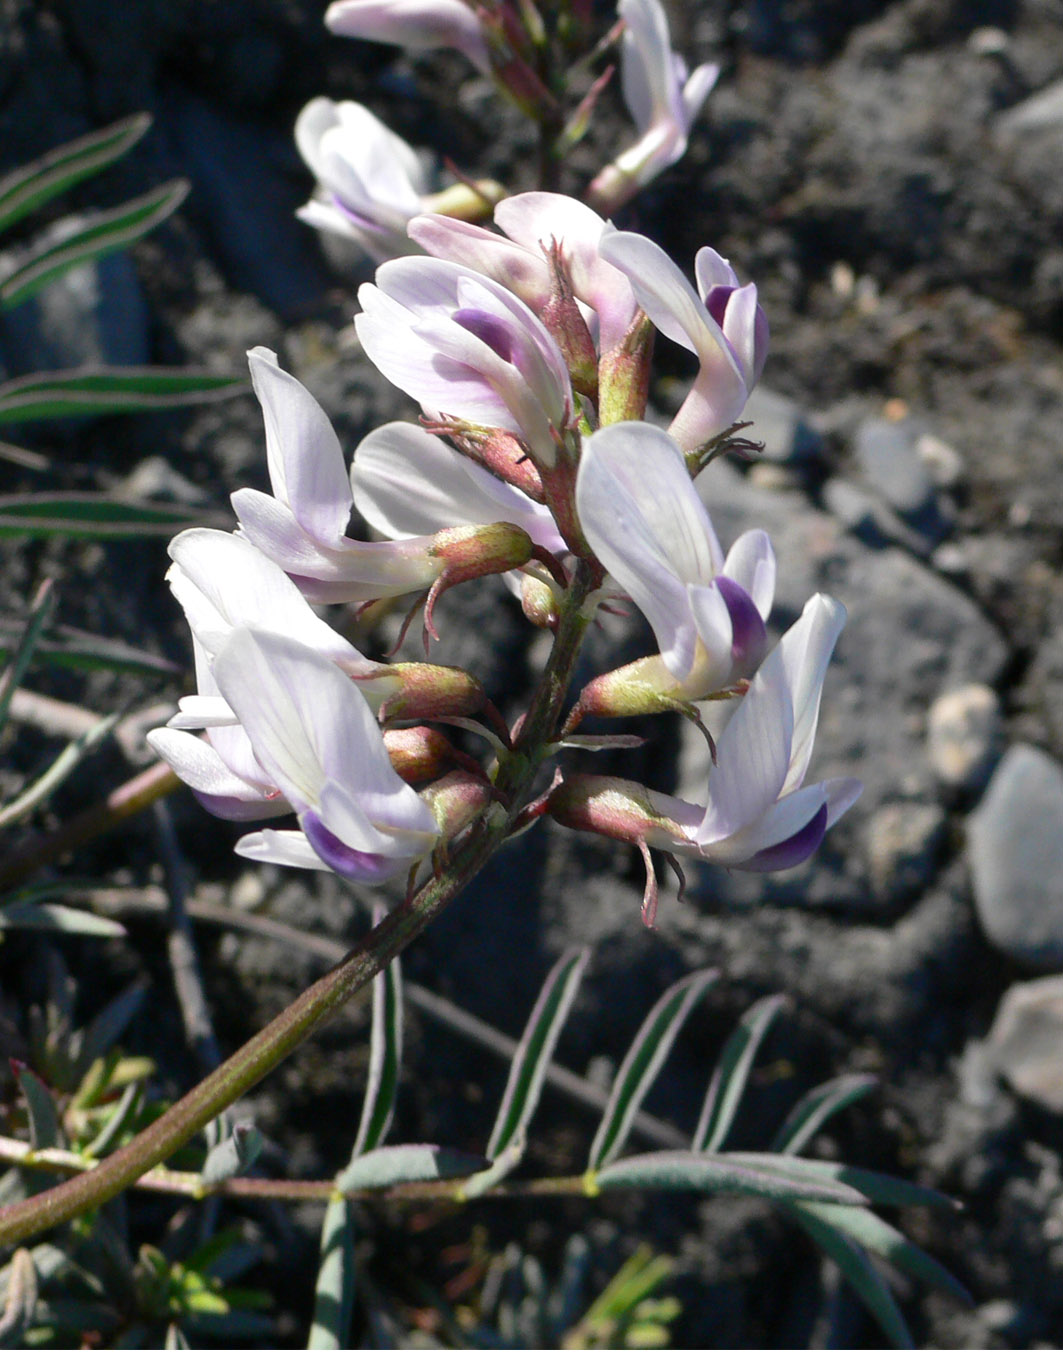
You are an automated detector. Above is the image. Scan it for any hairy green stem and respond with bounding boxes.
[0,569,594,1247]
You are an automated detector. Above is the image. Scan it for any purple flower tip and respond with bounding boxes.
[303,811,397,884]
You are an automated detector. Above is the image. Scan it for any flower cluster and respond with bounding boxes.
[150,176,859,921]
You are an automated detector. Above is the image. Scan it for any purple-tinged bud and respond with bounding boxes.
[431,422,546,503]
[422,769,496,841]
[598,308,654,426]
[521,573,560,630]
[541,240,599,401]
[422,521,535,642]
[383,726,478,782]
[379,662,485,723]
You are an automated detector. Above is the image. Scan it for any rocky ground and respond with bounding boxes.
[2,0,1063,1347]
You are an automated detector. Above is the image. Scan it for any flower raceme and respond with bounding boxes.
[574,422,775,715]
[548,595,862,923]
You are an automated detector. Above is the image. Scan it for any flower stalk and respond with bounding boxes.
[0,563,596,1248]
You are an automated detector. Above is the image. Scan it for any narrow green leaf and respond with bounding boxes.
[0,114,151,236]
[722,1153,957,1209]
[772,1073,878,1154]
[0,712,117,831]
[76,982,149,1074]
[81,1080,142,1159]
[587,968,717,1172]
[14,1069,63,1152]
[593,1150,868,1206]
[0,902,125,938]
[787,1201,970,1305]
[164,1323,191,1349]
[0,493,206,540]
[200,1122,264,1186]
[352,914,402,1158]
[487,947,589,1161]
[0,1249,39,1346]
[334,1144,488,1194]
[182,1229,262,1285]
[0,580,54,734]
[693,993,785,1153]
[785,1202,913,1348]
[0,619,178,677]
[0,366,245,423]
[308,1199,354,1349]
[0,180,189,310]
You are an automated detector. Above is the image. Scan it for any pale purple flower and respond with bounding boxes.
[409,193,638,353]
[588,0,718,210]
[325,0,491,74]
[231,348,443,604]
[352,420,566,555]
[599,229,768,450]
[355,257,574,467]
[214,628,439,883]
[647,594,862,870]
[295,98,429,263]
[576,422,774,697]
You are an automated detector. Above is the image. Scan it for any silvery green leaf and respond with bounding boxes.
[76,982,148,1074]
[0,114,151,236]
[0,493,206,540]
[14,1068,63,1151]
[587,968,717,1172]
[593,1150,868,1206]
[784,1202,913,1348]
[0,180,189,310]
[771,1073,878,1154]
[487,947,589,1162]
[0,367,244,422]
[461,1133,525,1199]
[308,1199,354,1350]
[0,1249,38,1346]
[199,1121,264,1186]
[0,712,117,831]
[334,1144,487,1194]
[352,918,402,1158]
[0,580,53,734]
[164,1323,190,1350]
[0,902,125,937]
[0,617,177,677]
[786,1200,970,1305]
[693,993,785,1153]
[722,1153,956,1209]
[81,1081,141,1160]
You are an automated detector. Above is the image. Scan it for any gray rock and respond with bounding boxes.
[984,975,1063,1113]
[997,79,1063,135]
[927,684,1003,794]
[741,385,823,465]
[968,744,1063,969]
[864,801,947,908]
[854,417,937,521]
[821,474,939,558]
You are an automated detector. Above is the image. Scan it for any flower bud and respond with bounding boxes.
[541,241,599,400]
[598,308,655,426]
[521,573,560,630]
[379,662,485,722]
[383,726,474,782]
[430,521,534,581]
[422,769,496,840]
[546,773,685,847]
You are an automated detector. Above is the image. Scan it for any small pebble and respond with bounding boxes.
[968,744,1063,969]
[984,975,1063,1113]
[927,684,1003,793]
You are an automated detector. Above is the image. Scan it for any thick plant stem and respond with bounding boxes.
[0,569,594,1247]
